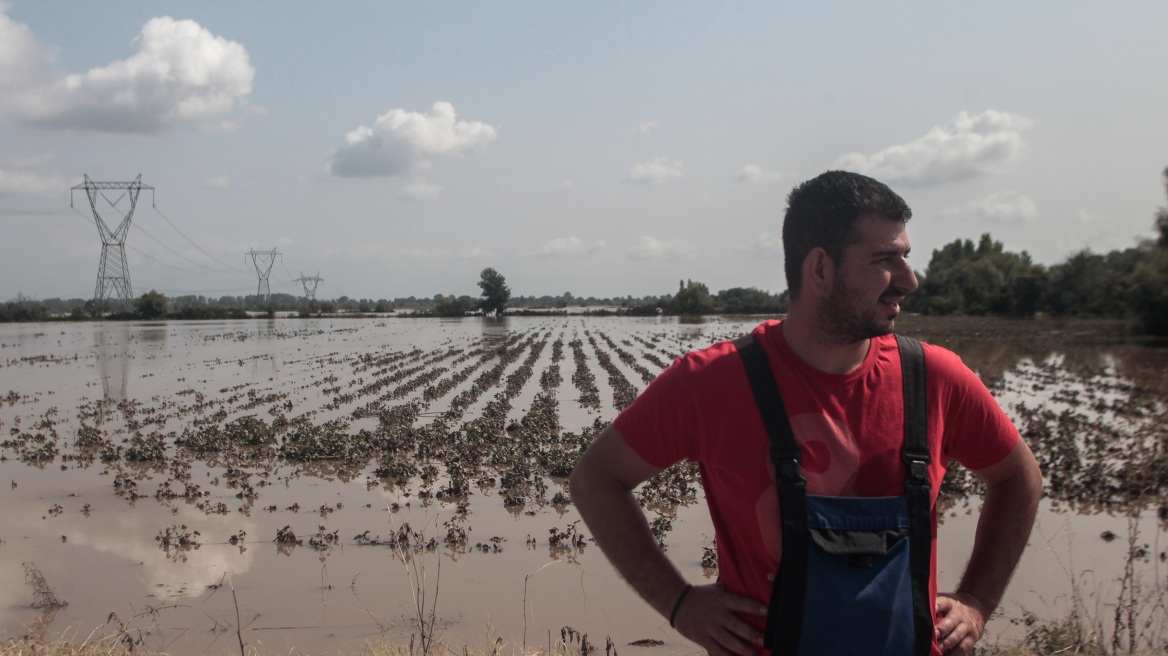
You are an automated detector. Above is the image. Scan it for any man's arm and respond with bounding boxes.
[569,425,766,656]
[935,439,1043,655]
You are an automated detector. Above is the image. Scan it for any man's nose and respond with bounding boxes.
[896,262,919,294]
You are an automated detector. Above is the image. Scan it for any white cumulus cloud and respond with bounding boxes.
[329,102,497,178]
[835,110,1032,186]
[635,121,659,137]
[0,3,45,90]
[627,235,694,261]
[0,11,255,133]
[627,157,683,185]
[737,232,784,260]
[533,236,605,259]
[737,165,783,184]
[942,190,1039,225]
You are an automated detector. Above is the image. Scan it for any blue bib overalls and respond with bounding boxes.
[734,334,933,656]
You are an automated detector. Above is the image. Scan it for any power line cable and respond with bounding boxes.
[0,207,70,217]
[276,260,304,291]
[72,206,214,275]
[280,258,297,281]
[151,205,249,274]
[154,287,255,295]
[131,220,232,273]
[271,274,301,294]
[127,242,205,274]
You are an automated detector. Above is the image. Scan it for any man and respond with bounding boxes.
[570,171,1042,656]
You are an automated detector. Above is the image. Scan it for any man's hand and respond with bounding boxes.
[672,583,767,656]
[935,591,988,655]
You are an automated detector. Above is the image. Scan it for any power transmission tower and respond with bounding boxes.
[246,248,280,303]
[71,174,154,314]
[296,272,323,301]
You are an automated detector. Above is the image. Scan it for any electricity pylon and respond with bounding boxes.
[296,272,323,301]
[71,174,154,314]
[246,248,280,303]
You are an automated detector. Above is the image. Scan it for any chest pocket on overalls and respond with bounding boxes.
[800,495,915,655]
[733,334,933,656]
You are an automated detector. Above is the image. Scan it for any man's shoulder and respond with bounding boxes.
[671,336,744,375]
[916,340,970,372]
[666,321,778,378]
[903,338,989,392]
[883,334,964,367]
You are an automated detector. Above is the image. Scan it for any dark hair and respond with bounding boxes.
[782,170,911,298]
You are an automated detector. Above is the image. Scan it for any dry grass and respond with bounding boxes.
[5,631,1165,656]
[0,634,414,656]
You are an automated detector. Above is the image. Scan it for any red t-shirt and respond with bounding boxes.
[613,320,1019,652]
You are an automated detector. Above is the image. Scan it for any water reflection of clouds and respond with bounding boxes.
[66,503,257,595]
[997,352,1148,418]
[0,501,256,635]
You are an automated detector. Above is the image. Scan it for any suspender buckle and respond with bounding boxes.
[904,457,929,485]
[778,458,801,482]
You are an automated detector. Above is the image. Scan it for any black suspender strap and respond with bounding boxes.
[896,335,933,656]
[733,335,806,655]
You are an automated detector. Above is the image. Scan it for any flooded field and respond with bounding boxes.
[1,315,1166,654]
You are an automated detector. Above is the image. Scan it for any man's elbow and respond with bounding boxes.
[1025,459,1044,509]
[568,460,589,502]
[569,445,604,505]
[1017,442,1044,503]
[991,441,1044,507]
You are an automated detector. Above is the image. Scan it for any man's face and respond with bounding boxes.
[818,214,918,344]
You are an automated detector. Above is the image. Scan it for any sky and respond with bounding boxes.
[1,2,1166,303]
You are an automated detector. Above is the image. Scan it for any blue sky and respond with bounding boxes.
[2,2,1166,301]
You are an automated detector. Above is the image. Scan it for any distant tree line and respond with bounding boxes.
[902,229,1168,334]
[6,168,1167,334]
[902,167,1168,335]
[620,280,789,316]
[0,295,52,322]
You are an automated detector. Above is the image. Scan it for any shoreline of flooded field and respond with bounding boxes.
[2,315,1166,654]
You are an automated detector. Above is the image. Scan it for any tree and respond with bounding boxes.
[1127,165,1168,334]
[1126,250,1168,334]
[135,290,168,319]
[672,279,712,315]
[1044,249,1138,317]
[1156,166,1168,248]
[434,295,474,316]
[714,287,787,314]
[916,234,1047,317]
[477,267,511,316]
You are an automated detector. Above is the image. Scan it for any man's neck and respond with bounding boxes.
[780,311,870,375]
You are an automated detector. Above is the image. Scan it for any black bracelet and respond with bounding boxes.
[669,584,693,628]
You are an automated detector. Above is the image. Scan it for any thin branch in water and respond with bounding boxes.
[226,573,246,656]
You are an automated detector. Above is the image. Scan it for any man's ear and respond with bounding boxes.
[802,247,834,297]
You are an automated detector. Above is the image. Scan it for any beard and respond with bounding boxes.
[818,277,901,344]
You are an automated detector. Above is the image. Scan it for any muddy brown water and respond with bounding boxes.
[1,315,1166,654]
